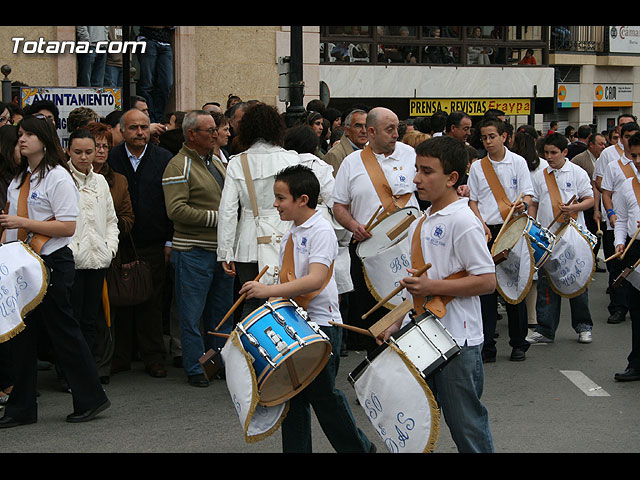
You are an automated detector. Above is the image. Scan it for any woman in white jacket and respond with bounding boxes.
[67,128,119,354]
[217,103,300,318]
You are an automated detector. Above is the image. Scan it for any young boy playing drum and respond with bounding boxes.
[526,133,595,345]
[467,117,533,362]
[239,164,375,453]
[383,135,496,453]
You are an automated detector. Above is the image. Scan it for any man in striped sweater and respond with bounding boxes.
[162,110,233,387]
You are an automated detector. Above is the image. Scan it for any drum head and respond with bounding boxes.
[258,340,332,406]
[543,221,595,298]
[357,207,421,259]
[492,215,528,255]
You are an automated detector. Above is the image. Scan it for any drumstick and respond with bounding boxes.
[214,265,269,331]
[352,205,383,244]
[547,195,577,230]
[361,263,432,320]
[493,193,523,247]
[328,321,374,337]
[608,256,640,292]
[605,251,622,262]
[621,225,640,259]
[206,331,231,338]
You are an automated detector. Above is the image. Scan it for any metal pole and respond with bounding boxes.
[1,65,12,104]
[122,27,131,111]
[285,26,305,127]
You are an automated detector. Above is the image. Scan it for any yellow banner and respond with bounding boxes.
[409,98,532,117]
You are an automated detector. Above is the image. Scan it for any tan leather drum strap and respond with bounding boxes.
[480,156,511,221]
[281,235,334,310]
[361,145,411,214]
[618,158,635,180]
[409,215,467,318]
[544,168,577,222]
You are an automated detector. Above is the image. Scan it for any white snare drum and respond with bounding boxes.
[357,207,421,309]
[0,241,49,343]
[543,220,595,298]
[387,310,460,378]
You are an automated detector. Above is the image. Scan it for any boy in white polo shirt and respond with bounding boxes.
[526,133,595,345]
[610,132,640,381]
[239,164,374,453]
[467,118,534,362]
[384,135,496,453]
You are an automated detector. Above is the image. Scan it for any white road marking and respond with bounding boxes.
[560,370,610,396]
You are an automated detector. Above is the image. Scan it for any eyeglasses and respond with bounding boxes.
[96,143,110,151]
[0,115,11,125]
[195,128,217,135]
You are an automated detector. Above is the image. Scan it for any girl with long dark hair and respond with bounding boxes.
[0,114,110,428]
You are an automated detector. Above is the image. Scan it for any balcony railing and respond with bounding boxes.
[320,26,613,66]
[550,25,606,53]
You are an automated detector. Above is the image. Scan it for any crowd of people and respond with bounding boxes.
[0,93,637,453]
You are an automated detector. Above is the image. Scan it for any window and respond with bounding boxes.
[320,26,548,66]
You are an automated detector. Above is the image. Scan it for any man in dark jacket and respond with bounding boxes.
[108,108,173,378]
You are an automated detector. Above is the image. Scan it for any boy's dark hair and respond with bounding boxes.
[628,131,640,149]
[544,132,569,151]
[415,135,468,189]
[275,164,320,209]
[479,117,506,135]
[621,122,640,136]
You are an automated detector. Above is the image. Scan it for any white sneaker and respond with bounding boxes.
[526,331,553,344]
[578,331,592,343]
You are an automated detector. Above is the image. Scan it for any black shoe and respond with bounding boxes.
[99,376,110,385]
[482,353,496,364]
[614,367,640,382]
[0,415,36,429]
[66,399,111,423]
[188,374,209,387]
[510,348,526,362]
[607,311,626,324]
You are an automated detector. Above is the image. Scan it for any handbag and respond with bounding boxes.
[106,229,153,307]
[240,153,284,286]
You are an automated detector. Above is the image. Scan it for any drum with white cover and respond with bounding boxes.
[357,207,422,310]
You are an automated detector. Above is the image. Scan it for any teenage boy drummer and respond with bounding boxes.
[467,118,533,363]
[526,133,595,345]
[239,164,374,454]
[383,136,496,453]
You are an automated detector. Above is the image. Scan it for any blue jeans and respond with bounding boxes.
[137,39,174,123]
[104,65,123,87]
[535,269,592,340]
[281,326,372,453]
[171,248,234,376]
[427,343,494,453]
[77,51,106,87]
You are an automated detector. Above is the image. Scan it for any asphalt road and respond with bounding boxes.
[2,260,639,454]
